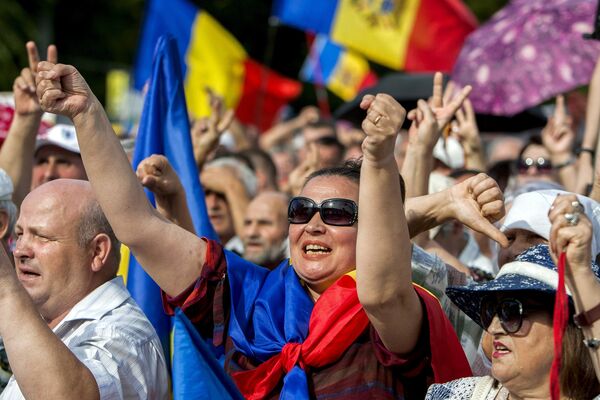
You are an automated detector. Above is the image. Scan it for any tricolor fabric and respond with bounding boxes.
[124,34,218,358]
[273,0,477,71]
[300,35,377,100]
[224,251,472,399]
[135,0,302,131]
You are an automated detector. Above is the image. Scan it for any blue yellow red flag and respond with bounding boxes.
[135,0,301,131]
[126,34,219,358]
[300,35,377,100]
[273,0,477,72]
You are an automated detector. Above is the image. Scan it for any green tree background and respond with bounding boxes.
[0,0,508,108]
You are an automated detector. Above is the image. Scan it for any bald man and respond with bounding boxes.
[2,179,168,399]
[241,191,290,269]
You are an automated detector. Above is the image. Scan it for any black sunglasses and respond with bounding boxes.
[517,157,553,174]
[480,297,546,334]
[288,197,358,226]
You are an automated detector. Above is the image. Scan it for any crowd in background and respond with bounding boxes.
[0,37,599,400]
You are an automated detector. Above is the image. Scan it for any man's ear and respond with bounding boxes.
[89,233,112,273]
[0,211,9,240]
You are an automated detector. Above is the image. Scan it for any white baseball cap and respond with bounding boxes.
[502,190,600,258]
[35,124,80,154]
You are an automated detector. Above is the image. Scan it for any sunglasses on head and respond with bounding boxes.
[480,297,547,334]
[517,157,553,173]
[288,197,358,227]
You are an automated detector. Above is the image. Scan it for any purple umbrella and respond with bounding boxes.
[452,0,600,116]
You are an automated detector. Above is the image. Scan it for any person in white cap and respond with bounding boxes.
[31,123,86,189]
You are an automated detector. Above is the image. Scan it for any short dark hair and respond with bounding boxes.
[239,148,278,189]
[305,158,406,203]
[77,200,121,270]
[305,119,336,133]
[517,135,543,161]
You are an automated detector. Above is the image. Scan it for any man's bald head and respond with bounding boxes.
[15,179,120,324]
[23,179,120,272]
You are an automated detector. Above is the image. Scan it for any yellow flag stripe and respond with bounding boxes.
[331,0,420,69]
[117,244,130,285]
[185,12,247,119]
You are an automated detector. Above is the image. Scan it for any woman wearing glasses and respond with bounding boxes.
[42,59,485,400]
[425,194,600,399]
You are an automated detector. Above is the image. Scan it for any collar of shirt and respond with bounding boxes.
[53,277,131,331]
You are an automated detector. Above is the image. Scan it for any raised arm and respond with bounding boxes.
[35,62,205,296]
[405,173,508,247]
[548,194,600,380]
[541,95,577,192]
[0,42,55,207]
[355,93,420,354]
[136,154,195,234]
[258,106,319,151]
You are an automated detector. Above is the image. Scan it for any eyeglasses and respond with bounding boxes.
[288,197,358,226]
[517,157,553,174]
[480,297,546,334]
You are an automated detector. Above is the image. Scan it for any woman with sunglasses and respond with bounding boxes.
[40,60,476,400]
[425,195,600,399]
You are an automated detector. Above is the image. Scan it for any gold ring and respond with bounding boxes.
[374,114,382,125]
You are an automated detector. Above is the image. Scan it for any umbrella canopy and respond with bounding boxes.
[333,73,546,132]
[452,0,600,116]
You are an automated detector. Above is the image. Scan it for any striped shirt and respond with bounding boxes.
[1,277,169,400]
[410,245,483,373]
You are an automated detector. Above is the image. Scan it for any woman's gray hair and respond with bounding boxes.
[206,157,258,198]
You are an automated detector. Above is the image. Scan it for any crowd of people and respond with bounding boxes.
[0,39,599,399]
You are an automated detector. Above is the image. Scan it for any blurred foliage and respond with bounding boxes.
[464,0,509,23]
[0,0,508,108]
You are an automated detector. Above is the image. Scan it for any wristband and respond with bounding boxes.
[554,157,575,169]
[576,147,595,158]
[574,301,600,327]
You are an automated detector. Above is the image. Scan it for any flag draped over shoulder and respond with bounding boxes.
[135,0,302,131]
[172,309,243,399]
[300,35,377,100]
[273,0,477,72]
[126,34,218,355]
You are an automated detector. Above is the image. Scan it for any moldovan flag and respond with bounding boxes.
[135,0,302,131]
[300,35,377,100]
[273,0,477,72]
[123,34,219,359]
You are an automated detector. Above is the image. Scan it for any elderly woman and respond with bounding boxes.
[426,195,600,399]
[35,61,494,398]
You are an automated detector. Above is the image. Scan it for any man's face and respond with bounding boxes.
[13,183,93,325]
[205,191,235,244]
[32,146,87,189]
[242,194,289,267]
[301,127,343,169]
